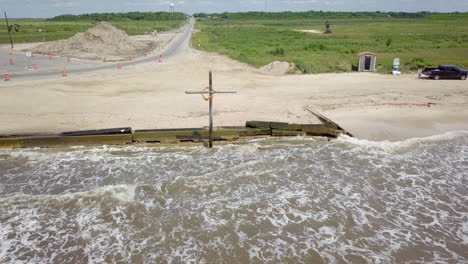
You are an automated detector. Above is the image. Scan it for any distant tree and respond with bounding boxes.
[48,12,186,22]
[188,10,461,20]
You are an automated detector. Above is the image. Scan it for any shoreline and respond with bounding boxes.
[1,49,467,142]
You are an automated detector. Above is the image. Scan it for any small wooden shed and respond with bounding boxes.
[358,52,377,72]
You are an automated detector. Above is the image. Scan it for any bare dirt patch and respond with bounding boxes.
[260,61,301,75]
[294,29,323,34]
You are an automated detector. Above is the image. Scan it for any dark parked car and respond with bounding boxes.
[422,65,467,80]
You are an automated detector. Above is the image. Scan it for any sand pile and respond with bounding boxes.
[33,22,155,60]
[260,61,301,75]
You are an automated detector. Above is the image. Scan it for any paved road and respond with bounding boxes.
[0,18,194,81]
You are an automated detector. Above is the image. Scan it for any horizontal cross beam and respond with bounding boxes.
[185,91,237,94]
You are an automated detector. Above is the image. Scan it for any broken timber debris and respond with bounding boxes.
[246,121,348,138]
[305,108,353,137]
[0,120,352,149]
[133,128,240,143]
[271,130,305,137]
[60,127,132,136]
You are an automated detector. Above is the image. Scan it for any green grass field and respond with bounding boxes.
[193,15,468,73]
[0,19,186,44]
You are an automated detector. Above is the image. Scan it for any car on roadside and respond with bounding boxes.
[422,65,467,80]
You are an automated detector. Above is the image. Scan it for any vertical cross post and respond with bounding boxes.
[185,71,237,148]
[208,71,213,148]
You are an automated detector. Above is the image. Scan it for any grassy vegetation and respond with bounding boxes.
[193,13,468,73]
[0,12,187,44]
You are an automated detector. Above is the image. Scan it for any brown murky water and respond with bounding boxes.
[1,133,467,263]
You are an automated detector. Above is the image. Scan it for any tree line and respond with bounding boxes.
[48,12,187,21]
[193,11,467,20]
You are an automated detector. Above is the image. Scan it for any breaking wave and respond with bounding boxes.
[1,133,467,263]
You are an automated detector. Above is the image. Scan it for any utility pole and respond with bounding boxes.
[4,11,13,49]
[185,71,237,148]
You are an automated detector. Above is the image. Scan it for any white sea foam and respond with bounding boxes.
[1,135,467,263]
[335,130,468,154]
[460,221,468,244]
[0,184,137,204]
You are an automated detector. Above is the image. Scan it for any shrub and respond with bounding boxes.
[303,43,312,50]
[291,58,306,73]
[404,57,428,70]
[411,57,426,67]
[303,42,327,51]
[269,47,285,56]
[386,37,393,46]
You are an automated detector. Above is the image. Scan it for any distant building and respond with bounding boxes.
[358,52,377,72]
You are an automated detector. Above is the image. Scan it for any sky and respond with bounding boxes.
[1,0,467,18]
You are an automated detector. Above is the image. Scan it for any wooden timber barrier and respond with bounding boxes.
[0,121,351,149]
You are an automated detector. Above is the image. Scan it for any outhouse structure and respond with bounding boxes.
[358,52,377,72]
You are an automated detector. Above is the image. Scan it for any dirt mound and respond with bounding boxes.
[260,61,301,75]
[33,22,155,61]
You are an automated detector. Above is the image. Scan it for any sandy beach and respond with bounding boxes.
[1,48,467,141]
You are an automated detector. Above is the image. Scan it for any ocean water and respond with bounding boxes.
[0,132,467,263]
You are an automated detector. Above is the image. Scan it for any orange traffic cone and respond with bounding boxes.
[159,55,163,62]
[62,68,67,77]
[9,59,14,65]
[49,54,53,60]
[117,63,122,69]
[67,57,71,62]
[4,73,10,81]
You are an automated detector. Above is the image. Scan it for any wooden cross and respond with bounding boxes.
[185,71,237,148]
